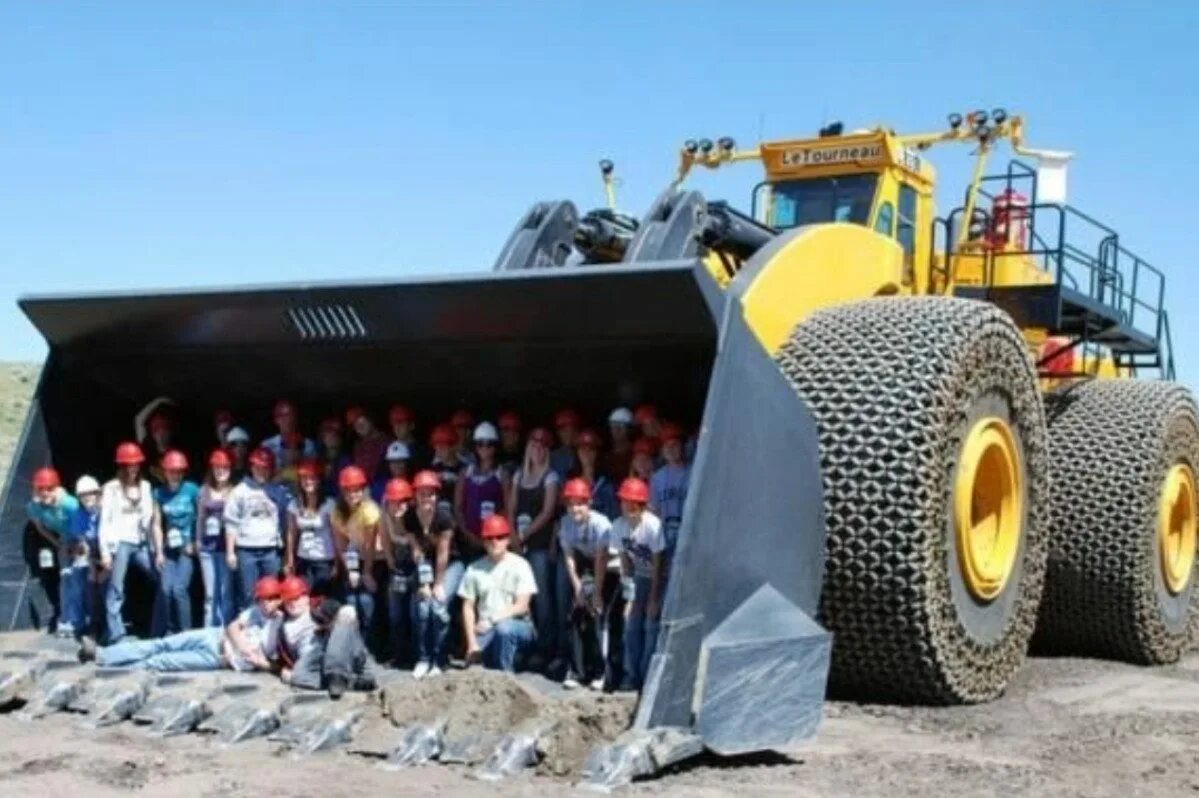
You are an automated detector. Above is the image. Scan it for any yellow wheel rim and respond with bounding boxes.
[1158,463,1197,596]
[955,417,1023,602]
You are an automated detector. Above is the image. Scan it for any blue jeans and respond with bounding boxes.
[198,549,232,628]
[161,550,194,633]
[622,576,659,690]
[105,542,164,644]
[98,627,223,671]
[235,547,281,612]
[296,559,335,593]
[344,577,376,642]
[410,560,465,666]
[525,548,558,657]
[60,561,89,633]
[477,617,536,672]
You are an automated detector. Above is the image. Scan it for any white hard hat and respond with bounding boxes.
[608,407,634,425]
[75,475,100,495]
[473,421,499,442]
[386,440,411,461]
[225,426,250,444]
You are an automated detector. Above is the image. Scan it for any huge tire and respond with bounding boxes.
[1033,380,1199,663]
[776,296,1049,704]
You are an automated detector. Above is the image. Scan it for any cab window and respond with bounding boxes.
[769,174,879,229]
[897,184,917,257]
[874,201,894,236]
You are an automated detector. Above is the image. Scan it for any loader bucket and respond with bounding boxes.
[1,256,830,760]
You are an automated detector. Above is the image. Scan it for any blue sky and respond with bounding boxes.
[1,3,1196,387]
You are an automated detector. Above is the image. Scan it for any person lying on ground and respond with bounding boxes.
[76,576,284,672]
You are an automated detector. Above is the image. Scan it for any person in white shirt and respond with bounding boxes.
[223,448,291,614]
[610,477,665,691]
[98,441,163,643]
[78,576,283,672]
[458,515,537,672]
[274,575,374,698]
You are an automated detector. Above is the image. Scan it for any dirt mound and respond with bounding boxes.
[380,669,637,777]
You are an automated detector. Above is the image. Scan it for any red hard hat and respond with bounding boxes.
[31,467,61,490]
[296,458,321,480]
[554,408,581,428]
[429,424,455,447]
[576,429,602,449]
[338,466,368,490]
[634,404,658,425]
[451,409,474,428]
[561,478,593,503]
[344,406,365,427]
[320,417,343,435]
[161,450,189,472]
[208,449,233,469]
[115,441,146,465]
[412,470,442,492]
[254,576,282,600]
[389,404,414,425]
[248,447,275,470]
[659,423,683,443]
[481,514,512,539]
[617,477,650,504]
[528,427,552,446]
[633,437,659,456]
[279,576,309,602]
[384,478,414,503]
[498,410,521,431]
[273,399,296,419]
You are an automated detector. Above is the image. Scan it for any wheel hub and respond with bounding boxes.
[1159,463,1197,596]
[955,416,1022,602]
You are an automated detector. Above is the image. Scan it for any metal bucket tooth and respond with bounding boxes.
[579,727,705,792]
[474,721,558,781]
[380,720,447,770]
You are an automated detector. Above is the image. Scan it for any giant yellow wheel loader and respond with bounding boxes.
[1,109,1194,774]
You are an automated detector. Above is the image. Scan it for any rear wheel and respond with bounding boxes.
[776,296,1049,703]
[1034,380,1199,662]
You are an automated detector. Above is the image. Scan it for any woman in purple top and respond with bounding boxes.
[195,448,236,626]
[454,422,509,563]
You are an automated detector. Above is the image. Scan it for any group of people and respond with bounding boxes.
[24,400,694,692]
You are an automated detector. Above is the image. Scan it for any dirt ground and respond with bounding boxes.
[3,363,1199,796]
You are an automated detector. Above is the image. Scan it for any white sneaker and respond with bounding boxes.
[427,665,443,679]
[589,678,605,692]
[56,624,75,639]
[412,661,431,680]
[562,672,580,690]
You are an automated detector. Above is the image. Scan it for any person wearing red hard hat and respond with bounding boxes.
[139,409,178,485]
[376,475,417,668]
[274,576,376,698]
[25,466,78,636]
[330,464,385,656]
[262,399,317,465]
[550,408,581,479]
[99,441,163,643]
[633,404,661,440]
[649,423,691,590]
[223,447,291,617]
[629,437,658,481]
[567,429,618,520]
[507,426,562,673]
[78,575,285,673]
[458,514,538,672]
[388,404,428,471]
[556,477,619,690]
[152,450,201,634]
[286,459,338,596]
[496,411,523,476]
[612,477,666,691]
[428,423,466,511]
[401,469,464,678]
[450,409,476,463]
[197,448,237,628]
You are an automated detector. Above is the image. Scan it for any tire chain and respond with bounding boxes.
[775,296,1048,704]
[1034,379,1199,663]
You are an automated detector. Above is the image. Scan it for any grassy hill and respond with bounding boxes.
[0,362,39,491]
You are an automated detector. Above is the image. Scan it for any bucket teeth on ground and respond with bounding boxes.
[580,727,705,791]
[381,720,447,769]
[474,722,557,781]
